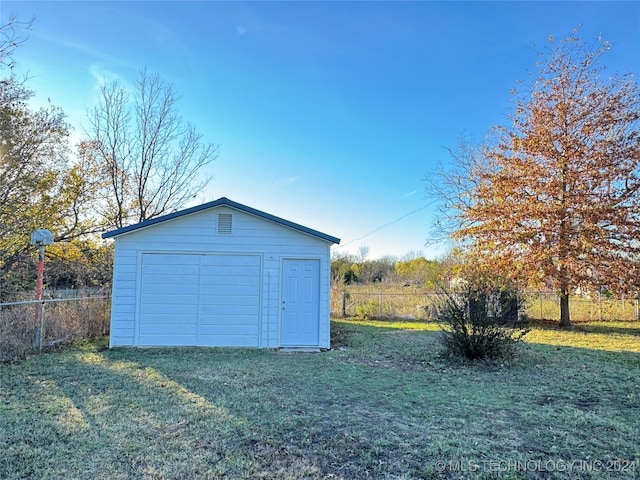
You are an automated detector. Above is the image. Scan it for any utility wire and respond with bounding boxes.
[334,200,436,250]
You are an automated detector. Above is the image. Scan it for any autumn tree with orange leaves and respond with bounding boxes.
[433,31,640,328]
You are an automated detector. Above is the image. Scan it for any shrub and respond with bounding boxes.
[438,283,530,360]
[355,299,380,319]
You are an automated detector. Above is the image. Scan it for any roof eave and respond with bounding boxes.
[101,197,340,245]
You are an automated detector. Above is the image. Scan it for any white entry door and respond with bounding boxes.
[281,259,320,346]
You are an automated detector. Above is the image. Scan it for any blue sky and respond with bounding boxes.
[2,1,639,260]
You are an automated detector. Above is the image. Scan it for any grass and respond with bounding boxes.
[1,320,639,479]
[338,318,640,354]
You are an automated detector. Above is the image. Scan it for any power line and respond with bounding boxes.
[335,200,436,250]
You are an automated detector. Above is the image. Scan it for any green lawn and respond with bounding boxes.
[1,320,639,479]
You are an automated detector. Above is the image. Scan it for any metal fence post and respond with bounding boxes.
[39,302,45,351]
[597,292,602,322]
[539,291,543,320]
[33,302,40,350]
[342,291,347,317]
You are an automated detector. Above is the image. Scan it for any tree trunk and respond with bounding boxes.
[559,289,571,328]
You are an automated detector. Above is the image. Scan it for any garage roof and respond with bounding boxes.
[102,197,341,244]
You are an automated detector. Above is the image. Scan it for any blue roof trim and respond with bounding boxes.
[101,197,341,244]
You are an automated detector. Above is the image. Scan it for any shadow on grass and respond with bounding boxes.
[338,315,640,337]
[528,318,640,335]
[4,326,640,480]
[572,323,640,336]
[333,317,640,356]
[1,345,255,480]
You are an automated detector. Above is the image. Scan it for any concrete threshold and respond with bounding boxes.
[279,347,321,353]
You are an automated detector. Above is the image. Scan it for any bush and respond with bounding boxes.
[438,283,530,360]
[354,298,393,319]
[356,299,382,319]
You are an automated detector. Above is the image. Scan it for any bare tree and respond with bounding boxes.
[0,15,32,70]
[83,69,219,229]
[356,246,370,263]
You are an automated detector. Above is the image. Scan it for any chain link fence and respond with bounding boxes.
[0,295,111,362]
[332,288,640,322]
[529,290,638,322]
[331,289,444,319]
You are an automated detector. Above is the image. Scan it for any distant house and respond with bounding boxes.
[102,197,340,349]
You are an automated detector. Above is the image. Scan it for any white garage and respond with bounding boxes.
[103,197,340,349]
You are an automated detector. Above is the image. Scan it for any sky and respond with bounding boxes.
[1,1,639,260]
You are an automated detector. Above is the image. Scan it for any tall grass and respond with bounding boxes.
[0,296,110,362]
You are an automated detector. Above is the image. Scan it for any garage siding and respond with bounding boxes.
[108,203,335,348]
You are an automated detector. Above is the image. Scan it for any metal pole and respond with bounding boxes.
[342,291,347,317]
[539,291,543,320]
[33,244,45,349]
[39,302,45,351]
[598,291,602,322]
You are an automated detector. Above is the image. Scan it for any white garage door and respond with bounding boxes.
[138,253,261,346]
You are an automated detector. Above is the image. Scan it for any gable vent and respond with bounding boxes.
[217,213,232,234]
